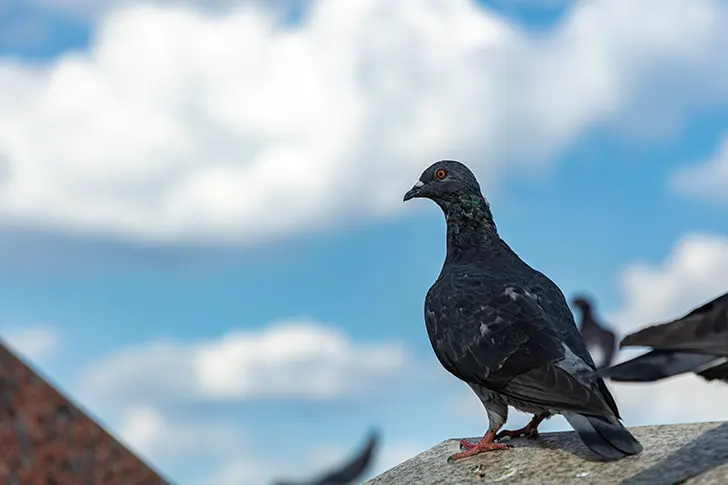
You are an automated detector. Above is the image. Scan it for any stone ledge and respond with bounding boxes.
[364,421,728,484]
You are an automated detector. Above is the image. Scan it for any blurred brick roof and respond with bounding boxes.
[0,339,173,485]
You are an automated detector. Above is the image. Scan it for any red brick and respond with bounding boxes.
[0,341,172,485]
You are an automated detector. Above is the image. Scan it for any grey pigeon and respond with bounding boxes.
[599,292,728,383]
[272,430,379,485]
[403,161,642,463]
[571,296,618,369]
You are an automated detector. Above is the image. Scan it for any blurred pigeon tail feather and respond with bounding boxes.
[599,291,728,383]
[620,292,728,354]
[570,295,618,369]
[271,429,379,485]
[598,350,728,382]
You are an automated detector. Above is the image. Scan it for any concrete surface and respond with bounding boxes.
[364,421,728,484]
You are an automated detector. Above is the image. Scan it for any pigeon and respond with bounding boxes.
[272,430,379,485]
[571,296,618,369]
[404,161,642,463]
[599,292,728,383]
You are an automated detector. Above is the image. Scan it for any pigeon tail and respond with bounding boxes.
[271,429,380,485]
[562,413,643,461]
[598,350,723,382]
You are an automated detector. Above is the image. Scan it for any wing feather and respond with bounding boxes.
[621,292,728,355]
[426,268,612,416]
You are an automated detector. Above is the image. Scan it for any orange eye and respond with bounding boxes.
[435,168,447,180]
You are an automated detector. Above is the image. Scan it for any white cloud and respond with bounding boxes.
[372,441,428,476]
[1,324,59,363]
[295,439,426,484]
[606,232,728,427]
[200,436,426,485]
[79,318,413,411]
[611,377,728,427]
[670,136,728,203]
[37,0,298,17]
[119,404,247,462]
[75,318,433,483]
[114,400,424,485]
[3,0,728,244]
[209,431,428,485]
[486,0,575,10]
[610,232,728,333]
[115,403,274,485]
[78,319,423,484]
[214,442,348,485]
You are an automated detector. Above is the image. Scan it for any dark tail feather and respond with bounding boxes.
[598,350,722,382]
[272,429,379,485]
[563,413,643,461]
[696,360,728,382]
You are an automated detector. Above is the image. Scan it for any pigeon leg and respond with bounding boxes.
[448,430,510,463]
[495,413,547,441]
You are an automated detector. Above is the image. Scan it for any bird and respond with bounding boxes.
[272,430,379,485]
[403,160,642,463]
[571,296,618,369]
[599,292,728,383]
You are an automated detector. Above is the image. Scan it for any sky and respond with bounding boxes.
[1,0,728,483]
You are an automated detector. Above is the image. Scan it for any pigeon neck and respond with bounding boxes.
[579,308,594,327]
[439,194,501,261]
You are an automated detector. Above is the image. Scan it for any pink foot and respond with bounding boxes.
[448,431,510,463]
[495,414,546,442]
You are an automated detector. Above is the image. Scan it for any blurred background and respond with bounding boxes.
[1,0,728,483]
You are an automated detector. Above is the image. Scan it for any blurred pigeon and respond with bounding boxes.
[404,161,642,463]
[599,292,728,383]
[272,430,379,485]
[571,296,618,369]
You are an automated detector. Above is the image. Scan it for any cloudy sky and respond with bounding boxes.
[2,0,728,483]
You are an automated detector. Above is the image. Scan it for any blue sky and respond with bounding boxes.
[2,0,728,483]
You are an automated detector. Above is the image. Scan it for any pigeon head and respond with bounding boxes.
[571,296,592,312]
[403,160,482,205]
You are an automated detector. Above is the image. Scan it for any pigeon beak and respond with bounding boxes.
[403,180,425,202]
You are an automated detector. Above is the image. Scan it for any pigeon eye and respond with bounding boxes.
[435,168,448,180]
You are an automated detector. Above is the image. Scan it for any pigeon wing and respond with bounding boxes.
[525,270,601,368]
[621,292,728,355]
[520,270,622,417]
[426,272,612,415]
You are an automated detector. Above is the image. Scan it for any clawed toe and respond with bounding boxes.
[459,439,476,450]
[448,441,509,463]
